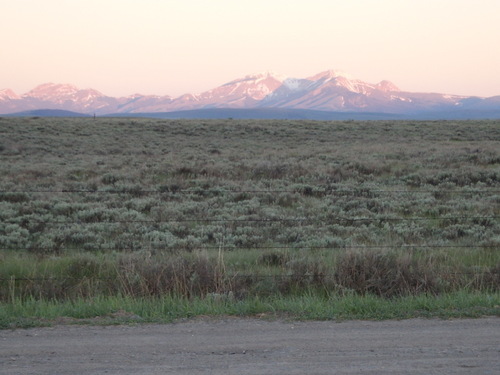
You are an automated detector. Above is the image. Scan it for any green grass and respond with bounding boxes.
[1,292,498,329]
[2,247,498,302]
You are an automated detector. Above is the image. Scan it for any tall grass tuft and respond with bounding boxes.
[334,249,441,297]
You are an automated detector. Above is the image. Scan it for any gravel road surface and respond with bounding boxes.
[1,317,499,374]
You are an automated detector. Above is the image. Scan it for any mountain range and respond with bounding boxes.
[2,70,500,119]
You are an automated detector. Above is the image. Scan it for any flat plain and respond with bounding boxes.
[0,117,499,322]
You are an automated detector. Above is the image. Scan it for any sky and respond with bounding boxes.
[2,0,500,98]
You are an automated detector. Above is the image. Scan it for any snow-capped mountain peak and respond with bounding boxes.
[203,71,285,103]
[1,69,498,116]
[307,69,352,82]
[224,71,285,86]
[24,83,79,99]
[376,80,400,92]
[250,71,286,80]
[0,89,20,101]
[23,83,105,104]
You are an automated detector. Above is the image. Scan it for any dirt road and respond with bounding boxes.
[1,317,499,374]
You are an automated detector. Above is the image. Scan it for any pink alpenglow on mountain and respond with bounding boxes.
[1,70,498,117]
[0,89,21,101]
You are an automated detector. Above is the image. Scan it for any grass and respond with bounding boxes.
[0,117,499,327]
[2,247,498,302]
[1,292,498,329]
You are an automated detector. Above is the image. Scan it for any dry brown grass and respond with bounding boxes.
[334,249,441,297]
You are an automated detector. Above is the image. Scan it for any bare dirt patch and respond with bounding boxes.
[1,317,499,374]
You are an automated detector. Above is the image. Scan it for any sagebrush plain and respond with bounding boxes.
[1,117,499,327]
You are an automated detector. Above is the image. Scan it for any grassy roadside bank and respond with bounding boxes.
[2,292,499,329]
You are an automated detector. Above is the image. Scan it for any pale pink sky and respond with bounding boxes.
[2,0,500,98]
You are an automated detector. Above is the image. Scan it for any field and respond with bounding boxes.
[0,117,499,327]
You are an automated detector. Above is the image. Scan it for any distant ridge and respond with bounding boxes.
[106,107,500,120]
[5,107,500,120]
[5,109,90,117]
[105,108,405,120]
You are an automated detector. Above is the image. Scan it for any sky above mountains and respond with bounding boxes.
[2,0,500,98]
